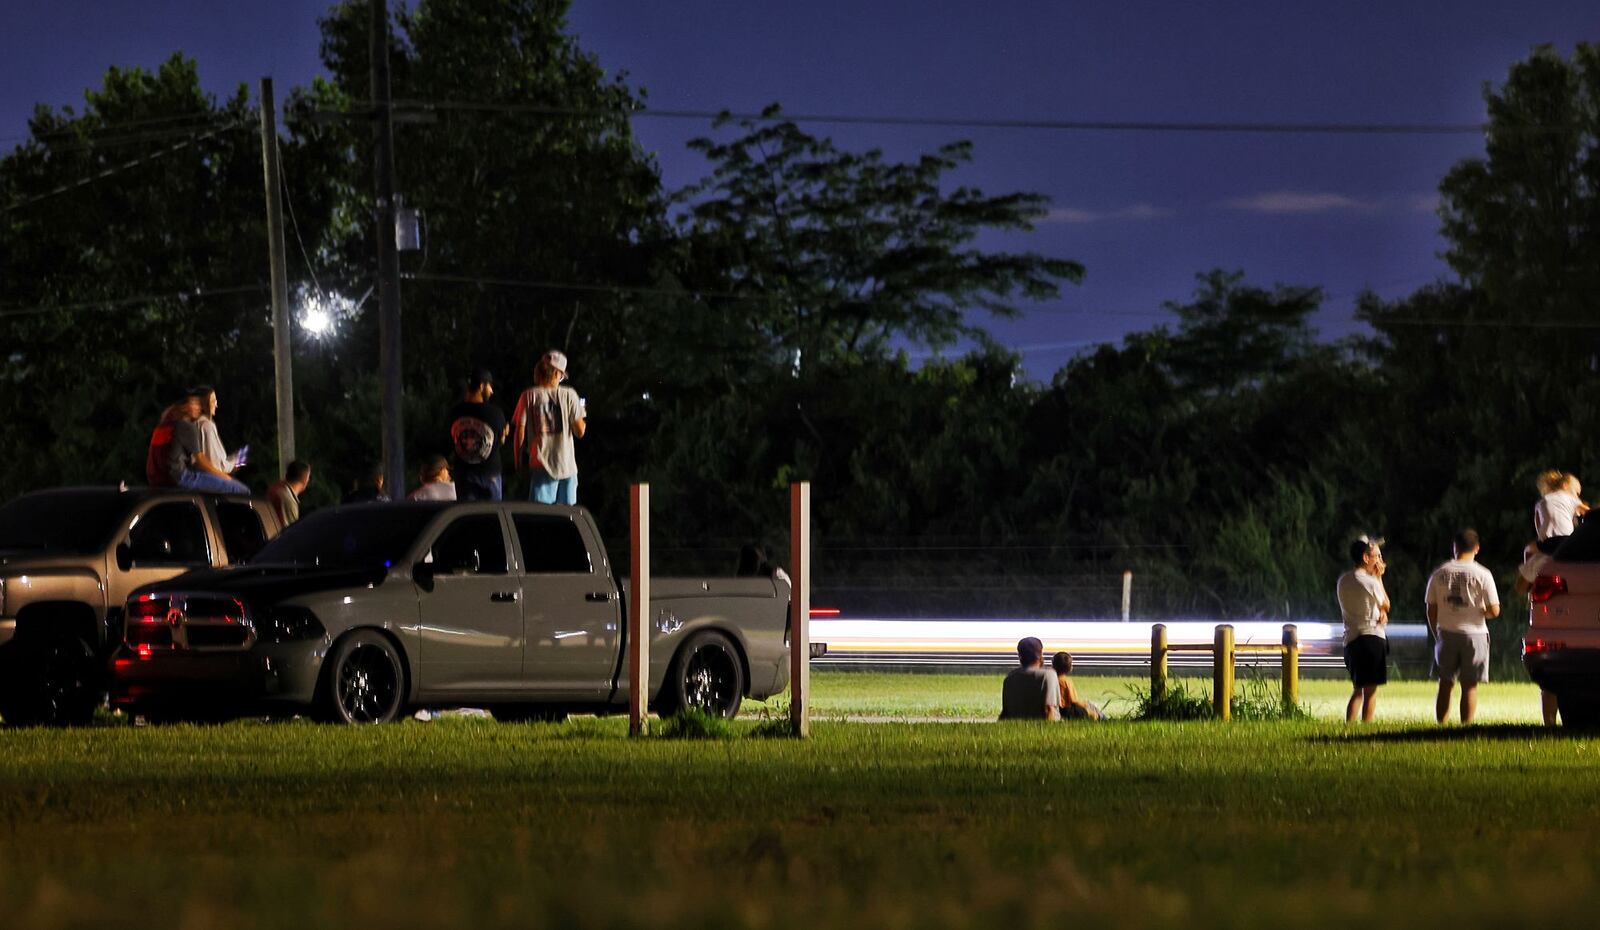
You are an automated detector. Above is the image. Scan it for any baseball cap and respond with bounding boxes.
[468,368,494,388]
[543,350,568,376]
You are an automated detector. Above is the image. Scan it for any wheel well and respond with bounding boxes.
[322,626,414,704]
[15,602,100,649]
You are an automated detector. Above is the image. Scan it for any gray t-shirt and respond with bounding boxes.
[515,386,581,480]
[999,666,1059,720]
[164,419,203,485]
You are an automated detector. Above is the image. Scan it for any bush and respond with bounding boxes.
[655,707,736,741]
[1127,674,1310,721]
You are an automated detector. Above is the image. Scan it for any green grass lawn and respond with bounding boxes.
[1,673,1595,929]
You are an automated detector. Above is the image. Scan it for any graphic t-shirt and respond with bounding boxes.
[513,386,580,480]
[447,399,506,481]
[1425,560,1500,635]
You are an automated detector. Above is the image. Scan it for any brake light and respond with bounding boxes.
[1531,575,1568,603]
[128,595,170,623]
[1526,638,1567,655]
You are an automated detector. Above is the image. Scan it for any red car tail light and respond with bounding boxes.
[1530,575,1568,603]
[127,595,171,623]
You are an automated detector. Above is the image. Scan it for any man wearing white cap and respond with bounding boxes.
[512,350,587,504]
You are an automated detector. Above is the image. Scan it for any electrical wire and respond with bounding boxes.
[388,98,1506,136]
[0,120,246,215]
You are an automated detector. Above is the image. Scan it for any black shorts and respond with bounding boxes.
[1344,634,1389,687]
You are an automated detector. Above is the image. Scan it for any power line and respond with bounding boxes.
[390,98,1502,136]
[0,120,246,215]
[0,284,267,320]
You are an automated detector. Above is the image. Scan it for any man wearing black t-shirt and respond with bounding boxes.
[446,369,508,501]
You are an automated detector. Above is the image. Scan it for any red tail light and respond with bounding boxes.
[1531,575,1568,603]
[127,596,171,623]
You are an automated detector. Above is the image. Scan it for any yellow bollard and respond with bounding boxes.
[1151,623,1168,703]
[1214,624,1235,721]
[1282,624,1300,712]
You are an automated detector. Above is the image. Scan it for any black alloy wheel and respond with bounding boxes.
[323,631,406,724]
[0,635,100,727]
[672,631,745,719]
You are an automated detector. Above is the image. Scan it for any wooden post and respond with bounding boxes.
[789,482,811,738]
[629,483,650,737]
[258,77,295,469]
[1121,570,1133,622]
[1151,623,1168,703]
[1213,624,1235,721]
[1282,623,1300,712]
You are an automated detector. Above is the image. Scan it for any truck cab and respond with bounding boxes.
[0,486,282,725]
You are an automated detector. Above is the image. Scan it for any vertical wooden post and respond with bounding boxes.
[1121,570,1133,622]
[789,481,811,738]
[1213,624,1235,721]
[258,77,295,469]
[1282,623,1300,712]
[1151,623,1168,703]
[629,483,650,737]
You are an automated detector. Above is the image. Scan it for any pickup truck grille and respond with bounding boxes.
[124,593,254,652]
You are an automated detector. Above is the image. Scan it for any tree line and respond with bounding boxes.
[2,2,1597,647]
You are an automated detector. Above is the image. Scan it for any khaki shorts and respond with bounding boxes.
[1435,631,1490,685]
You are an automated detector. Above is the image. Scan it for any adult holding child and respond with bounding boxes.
[512,350,586,505]
[1337,536,1391,723]
[1424,528,1500,725]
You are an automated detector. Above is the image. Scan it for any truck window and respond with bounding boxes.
[127,502,210,566]
[428,514,508,575]
[512,515,593,574]
[215,501,269,562]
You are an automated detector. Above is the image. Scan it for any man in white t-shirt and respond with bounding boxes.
[1337,536,1390,723]
[1424,528,1500,724]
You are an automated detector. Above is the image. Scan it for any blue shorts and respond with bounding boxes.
[528,471,577,505]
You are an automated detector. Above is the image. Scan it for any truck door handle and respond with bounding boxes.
[586,591,617,602]
[490,591,520,603]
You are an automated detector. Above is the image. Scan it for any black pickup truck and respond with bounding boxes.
[0,487,283,725]
[111,501,792,723]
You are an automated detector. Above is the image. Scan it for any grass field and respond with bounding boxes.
[2,672,1597,929]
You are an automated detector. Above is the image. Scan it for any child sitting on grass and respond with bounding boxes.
[1051,652,1103,720]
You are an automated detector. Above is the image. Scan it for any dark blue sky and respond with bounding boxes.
[3,1,1596,378]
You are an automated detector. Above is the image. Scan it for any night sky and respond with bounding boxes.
[3,1,1595,378]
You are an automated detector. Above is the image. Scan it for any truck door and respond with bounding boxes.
[107,500,217,621]
[415,512,523,694]
[511,512,620,699]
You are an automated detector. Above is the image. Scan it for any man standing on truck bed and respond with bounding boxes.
[512,350,586,505]
[447,369,508,502]
[1425,528,1500,725]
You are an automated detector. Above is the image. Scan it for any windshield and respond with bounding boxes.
[250,505,443,570]
[0,490,130,553]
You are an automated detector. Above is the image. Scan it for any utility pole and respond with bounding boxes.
[371,0,405,498]
[259,77,295,469]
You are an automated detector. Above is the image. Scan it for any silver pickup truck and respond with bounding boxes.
[0,487,284,725]
[111,501,791,723]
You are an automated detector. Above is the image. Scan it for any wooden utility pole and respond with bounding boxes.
[258,77,295,468]
[789,481,811,737]
[629,484,650,737]
[370,0,405,498]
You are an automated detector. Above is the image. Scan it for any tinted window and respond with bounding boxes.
[216,502,268,562]
[428,515,507,574]
[252,505,441,569]
[0,490,129,553]
[513,515,592,574]
[128,502,210,565]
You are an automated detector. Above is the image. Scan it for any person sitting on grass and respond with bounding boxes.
[1050,652,1103,720]
[999,636,1059,721]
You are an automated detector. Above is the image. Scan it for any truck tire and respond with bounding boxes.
[663,630,745,720]
[0,634,101,727]
[318,631,407,724]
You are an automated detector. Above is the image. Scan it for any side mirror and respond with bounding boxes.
[115,543,134,572]
[412,562,436,592]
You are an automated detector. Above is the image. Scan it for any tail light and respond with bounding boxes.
[1531,575,1568,603]
[1525,638,1567,655]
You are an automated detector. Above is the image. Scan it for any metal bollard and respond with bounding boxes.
[1282,624,1300,712]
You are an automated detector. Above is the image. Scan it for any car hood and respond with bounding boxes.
[131,564,390,605]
